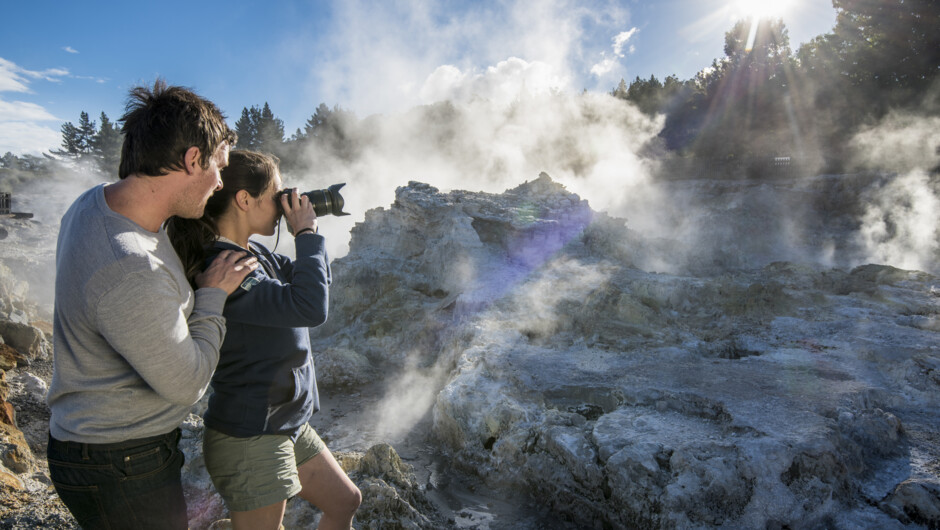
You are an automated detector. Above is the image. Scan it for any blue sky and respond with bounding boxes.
[0,0,837,156]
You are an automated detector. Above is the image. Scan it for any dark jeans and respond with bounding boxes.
[47,428,188,530]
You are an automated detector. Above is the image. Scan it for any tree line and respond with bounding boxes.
[0,101,358,179]
[612,0,939,173]
[231,102,358,173]
[53,111,123,174]
[3,0,936,181]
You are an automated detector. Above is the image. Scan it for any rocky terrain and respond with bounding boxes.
[309,173,940,529]
[1,171,939,529]
[0,203,448,529]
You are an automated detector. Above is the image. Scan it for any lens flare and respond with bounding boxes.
[733,0,796,20]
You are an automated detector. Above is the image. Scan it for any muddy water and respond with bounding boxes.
[310,385,584,529]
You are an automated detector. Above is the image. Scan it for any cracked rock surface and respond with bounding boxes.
[312,174,940,529]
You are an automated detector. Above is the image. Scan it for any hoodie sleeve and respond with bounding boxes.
[218,234,331,328]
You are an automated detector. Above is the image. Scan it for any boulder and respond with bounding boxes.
[0,343,27,370]
[881,478,940,527]
[7,372,48,403]
[340,443,440,529]
[0,320,46,360]
[0,370,8,402]
[0,466,25,492]
[0,421,33,474]
[0,402,14,427]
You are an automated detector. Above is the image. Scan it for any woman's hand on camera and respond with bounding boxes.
[280,188,318,236]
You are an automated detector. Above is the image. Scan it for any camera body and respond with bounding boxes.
[277,183,349,217]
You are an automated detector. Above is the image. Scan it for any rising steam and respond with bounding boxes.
[846,111,940,273]
[855,170,939,272]
[283,89,664,260]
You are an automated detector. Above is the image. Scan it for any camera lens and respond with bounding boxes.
[277,183,349,217]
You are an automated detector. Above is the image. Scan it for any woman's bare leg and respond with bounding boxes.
[296,449,362,530]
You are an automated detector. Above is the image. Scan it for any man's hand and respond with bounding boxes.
[195,250,259,294]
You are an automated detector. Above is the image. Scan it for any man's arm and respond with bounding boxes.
[96,272,228,406]
[94,251,257,406]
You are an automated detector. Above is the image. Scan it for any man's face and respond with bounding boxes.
[178,143,229,219]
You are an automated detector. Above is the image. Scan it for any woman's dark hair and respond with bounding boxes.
[167,150,280,284]
[119,79,238,179]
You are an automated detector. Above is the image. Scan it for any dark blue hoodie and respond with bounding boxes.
[203,233,330,437]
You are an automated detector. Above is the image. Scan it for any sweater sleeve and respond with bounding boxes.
[221,234,330,328]
[95,272,227,406]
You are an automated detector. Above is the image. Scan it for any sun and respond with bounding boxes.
[732,0,796,20]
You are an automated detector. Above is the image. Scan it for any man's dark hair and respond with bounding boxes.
[118,79,238,179]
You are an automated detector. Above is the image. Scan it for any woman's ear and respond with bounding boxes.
[233,189,252,212]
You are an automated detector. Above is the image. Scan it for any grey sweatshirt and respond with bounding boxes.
[47,184,228,443]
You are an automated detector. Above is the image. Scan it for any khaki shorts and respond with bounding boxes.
[203,424,326,512]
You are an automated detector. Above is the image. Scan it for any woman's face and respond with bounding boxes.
[249,170,283,237]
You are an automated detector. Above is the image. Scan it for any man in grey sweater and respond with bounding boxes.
[46,80,259,529]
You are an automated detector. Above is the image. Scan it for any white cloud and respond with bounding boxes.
[0,99,58,121]
[0,96,62,155]
[0,120,60,156]
[590,27,638,79]
[0,57,69,93]
[0,58,31,93]
[73,74,108,84]
[31,68,70,82]
[612,28,638,56]
[0,57,67,155]
[63,46,79,54]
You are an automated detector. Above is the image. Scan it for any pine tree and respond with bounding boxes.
[300,103,359,160]
[76,111,97,154]
[56,111,98,160]
[304,103,333,138]
[235,107,260,150]
[57,121,84,157]
[91,112,123,175]
[257,102,285,153]
[611,78,629,100]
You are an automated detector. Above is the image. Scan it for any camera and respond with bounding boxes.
[277,183,350,217]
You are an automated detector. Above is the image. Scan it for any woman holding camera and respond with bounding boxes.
[168,150,360,530]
